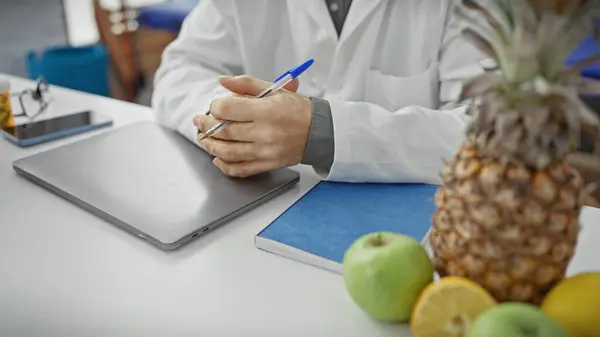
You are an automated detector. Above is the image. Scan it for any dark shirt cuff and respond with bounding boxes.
[301,97,335,174]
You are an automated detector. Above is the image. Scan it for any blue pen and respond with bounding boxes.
[199,58,314,140]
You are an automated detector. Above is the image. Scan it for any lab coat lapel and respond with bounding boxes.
[286,0,339,96]
[338,0,385,45]
[291,0,338,41]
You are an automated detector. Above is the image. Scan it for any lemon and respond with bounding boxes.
[541,271,600,337]
[410,276,497,337]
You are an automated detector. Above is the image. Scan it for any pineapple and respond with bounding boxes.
[430,0,600,305]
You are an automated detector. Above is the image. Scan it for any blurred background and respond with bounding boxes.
[1,1,599,110]
[0,0,196,106]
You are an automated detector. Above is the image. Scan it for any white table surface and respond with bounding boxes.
[1,75,599,337]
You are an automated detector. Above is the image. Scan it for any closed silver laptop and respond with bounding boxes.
[12,121,300,250]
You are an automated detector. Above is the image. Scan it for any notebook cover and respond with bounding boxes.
[256,181,439,266]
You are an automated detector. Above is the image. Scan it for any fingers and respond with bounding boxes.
[212,157,276,178]
[194,115,257,141]
[284,78,300,93]
[198,137,268,163]
[208,75,299,122]
[209,96,269,122]
[219,75,300,95]
[218,75,270,96]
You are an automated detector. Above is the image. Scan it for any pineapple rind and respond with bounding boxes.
[431,145,586,304]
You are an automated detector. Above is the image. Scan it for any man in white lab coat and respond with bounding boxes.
[152,0,488,184]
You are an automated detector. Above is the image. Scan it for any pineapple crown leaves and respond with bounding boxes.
[454,0,600,85]
[455,0,600,166]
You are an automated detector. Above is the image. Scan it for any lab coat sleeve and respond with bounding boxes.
[325,10,488,185]
[151,0,242,143]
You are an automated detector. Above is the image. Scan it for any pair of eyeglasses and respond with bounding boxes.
[11,77,52,120]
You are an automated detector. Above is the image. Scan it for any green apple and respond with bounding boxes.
[467,302,569,337]
[342,231,434,322]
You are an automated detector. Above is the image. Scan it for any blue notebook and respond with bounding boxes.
[255,181,439,273]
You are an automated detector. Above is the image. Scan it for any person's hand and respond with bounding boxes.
[193,75,312,178]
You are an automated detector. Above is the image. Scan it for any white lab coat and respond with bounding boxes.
[152,0,489,184]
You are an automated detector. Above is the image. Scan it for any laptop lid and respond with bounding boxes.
[12,121,300,250]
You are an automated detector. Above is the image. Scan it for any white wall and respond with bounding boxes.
[0,0,67,76]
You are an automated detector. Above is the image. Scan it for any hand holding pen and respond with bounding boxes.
[199,59,314,140]
[193,59,315,178]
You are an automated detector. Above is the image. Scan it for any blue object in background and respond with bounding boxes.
[566,19,600,80]
[26,44,110,97]
[257,181,438,265]
[567,36,600,80]
[136,0,197,33]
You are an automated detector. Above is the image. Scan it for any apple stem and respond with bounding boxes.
[370,234,386,247]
